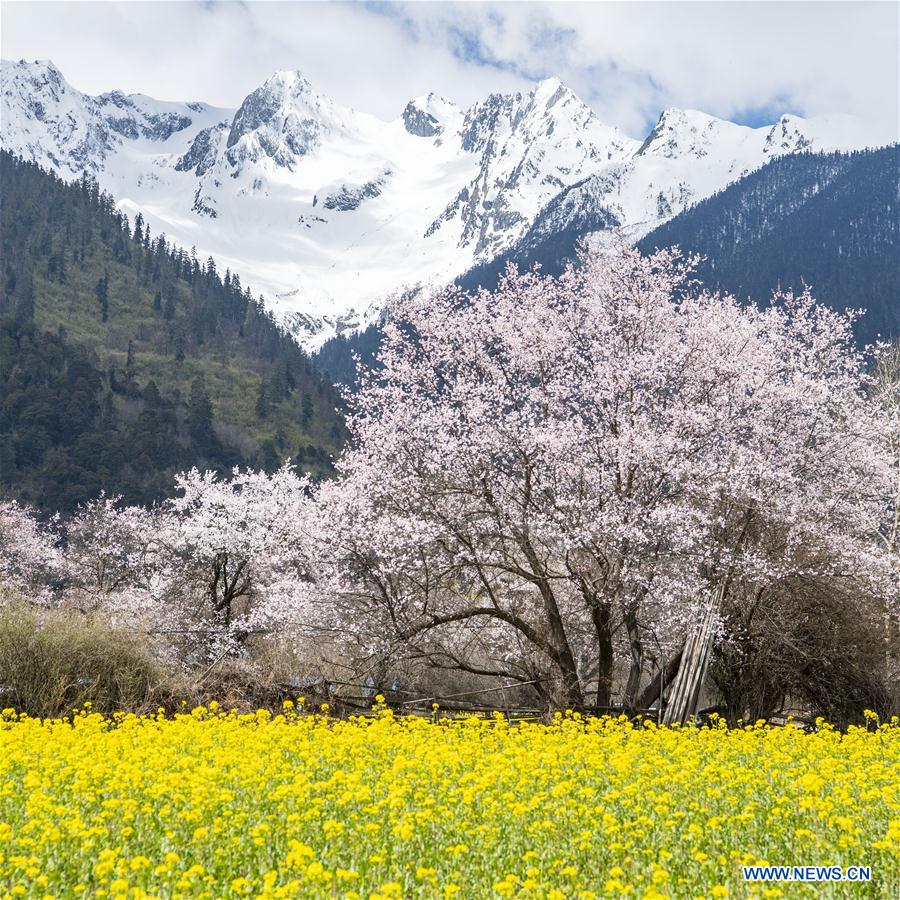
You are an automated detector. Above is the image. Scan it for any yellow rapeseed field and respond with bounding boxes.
[1,704,897,899]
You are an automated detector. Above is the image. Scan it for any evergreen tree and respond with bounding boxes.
[257,439,280,472]
[0,150,345,511]
[271,364,288,402]
[95,273,109,322]
[635,147,900,345]
[187,377,214,451]
[255,378,270,419]
[301,394,314,428]
[143,380,161,405]
[316,324,383,388]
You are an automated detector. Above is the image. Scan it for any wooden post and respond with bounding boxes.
[662,583,724,725]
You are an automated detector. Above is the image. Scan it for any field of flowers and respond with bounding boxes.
[1,704,897,899]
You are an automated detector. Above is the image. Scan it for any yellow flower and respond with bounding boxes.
[0,707,894,898]
[306,861,326,880]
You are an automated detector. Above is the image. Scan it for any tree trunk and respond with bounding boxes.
[518,535,584,710]
[595,605,614,708]
[559,664,585,711]
[623,610,644,711]
[636,645,684,709]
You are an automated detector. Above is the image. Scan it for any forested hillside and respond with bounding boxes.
[455,147,899,348]
[0,152,345,512]
[637,146,899,345]
[315,324,383,387]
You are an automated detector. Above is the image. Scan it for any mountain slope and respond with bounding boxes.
[453,148,898,347]
[0,152,344,513]
[636,147,900,345]
[1,58,878,348]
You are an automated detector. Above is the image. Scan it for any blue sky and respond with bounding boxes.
[2,1,897,141]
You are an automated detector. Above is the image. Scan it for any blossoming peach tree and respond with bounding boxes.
[0,246,894,710]
[315,246,896,710]
[0,501,63,603]
[7,466,318,660]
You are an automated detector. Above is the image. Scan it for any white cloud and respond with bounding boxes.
[1,0,897,141]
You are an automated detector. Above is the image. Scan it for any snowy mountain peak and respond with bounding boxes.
[224,69,348,165]
[636,107,737,158]
[229,68,322,127]
[535,75,564,92]
[433,78,639,258]
[401,93,461,138]
[763,113,815,155]
[2,58,80,124]
[0,57,213,174]
[0,59,881,349]
[264,68,315,93]
[532,76,576,108]
[3,58,67,96]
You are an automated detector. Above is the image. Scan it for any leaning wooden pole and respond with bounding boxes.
[662,583,724,725]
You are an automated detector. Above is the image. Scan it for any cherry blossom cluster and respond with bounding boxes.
[0,501,63,605]
[1,467,319,660]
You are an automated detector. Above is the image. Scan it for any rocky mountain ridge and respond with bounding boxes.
[1,58,879,348]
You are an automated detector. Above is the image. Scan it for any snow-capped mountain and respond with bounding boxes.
[511,107,872,252]
[1,59,878,348]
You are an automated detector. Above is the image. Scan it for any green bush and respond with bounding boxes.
[0,602,163,717]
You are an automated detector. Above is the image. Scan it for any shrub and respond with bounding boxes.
[0,602,162,717]
[710,579,895,727]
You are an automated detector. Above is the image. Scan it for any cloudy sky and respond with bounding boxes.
[2,1,898,141]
